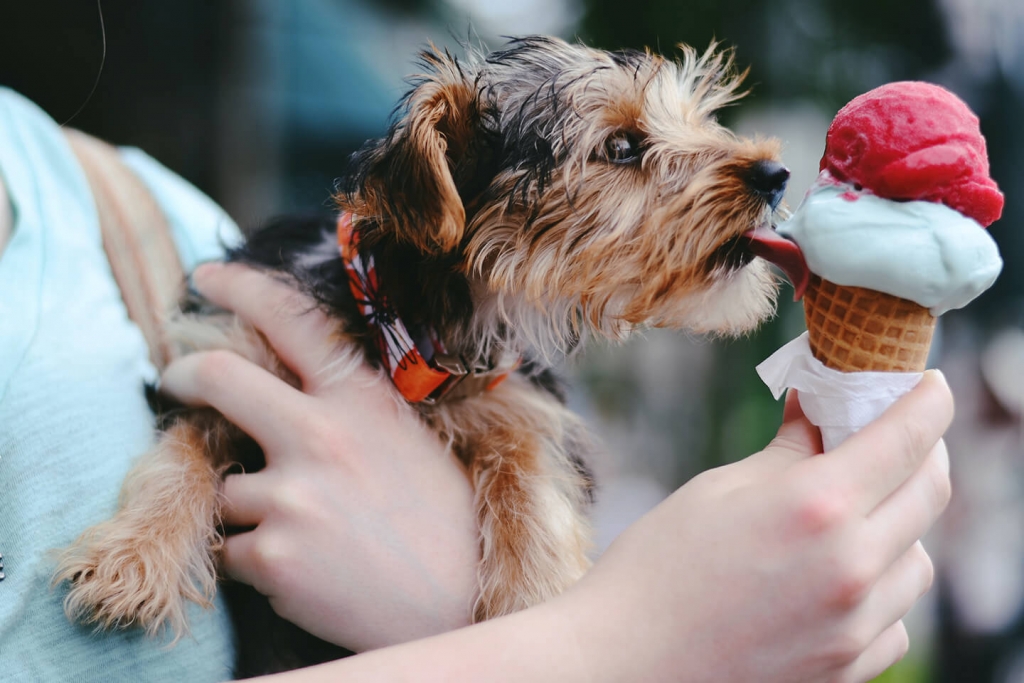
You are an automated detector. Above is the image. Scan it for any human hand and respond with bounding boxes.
[160,262,479,652]
[561,373,953,683]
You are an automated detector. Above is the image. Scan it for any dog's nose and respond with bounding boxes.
[747,160,790,210]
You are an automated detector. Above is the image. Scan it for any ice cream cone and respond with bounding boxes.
[803,274,936,372]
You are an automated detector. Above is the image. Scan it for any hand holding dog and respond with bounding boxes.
[162,262,480,653]
[165,263,951,682]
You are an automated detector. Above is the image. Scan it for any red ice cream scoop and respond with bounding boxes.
[821,81,1004,227]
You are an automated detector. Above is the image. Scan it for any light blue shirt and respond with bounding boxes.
[0,88,237,681]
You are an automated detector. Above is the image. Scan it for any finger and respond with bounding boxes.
[819,369,954,512]
[191,262,337,385]
[741,417,821,479]
[779,409,824,451]
[743,389,825,476]
[867,440,951,564]
[161,350,312,456]
[854,542,933,645]
[221,530,272,594]
[783,388,804,423]
[221,472,271,529]
[842,620,910,683]
[751,390,823,467]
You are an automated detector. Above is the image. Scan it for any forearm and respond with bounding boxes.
[256,592,602,683]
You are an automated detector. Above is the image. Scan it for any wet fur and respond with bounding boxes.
[54,36,784,674]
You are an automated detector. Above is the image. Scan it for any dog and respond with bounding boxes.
[54,35,789,669]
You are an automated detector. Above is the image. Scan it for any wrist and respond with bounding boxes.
[275,597,603,683]
[430,589,614,682]
[557,555,702,683]
[546,580,643,683]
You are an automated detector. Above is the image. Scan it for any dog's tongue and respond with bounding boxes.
[743,226,811,300]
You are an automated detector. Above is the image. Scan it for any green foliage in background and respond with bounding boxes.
[873,658,930,683]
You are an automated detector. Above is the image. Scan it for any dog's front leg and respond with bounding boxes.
[54,412,231,638]
[450,381,593,621]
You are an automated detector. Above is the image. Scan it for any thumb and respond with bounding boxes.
[744,390,823,472]
[771,389,823,456]
[782,388,804,423]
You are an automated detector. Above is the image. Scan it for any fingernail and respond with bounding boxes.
[924,368,949,388]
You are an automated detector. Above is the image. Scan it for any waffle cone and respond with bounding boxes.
[803,275,936,372]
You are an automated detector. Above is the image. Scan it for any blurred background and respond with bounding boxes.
[3,1,1022,680]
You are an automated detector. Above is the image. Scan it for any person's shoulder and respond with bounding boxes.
[118,147,242,270]
[0,86,54,121]
[0,86,239,268]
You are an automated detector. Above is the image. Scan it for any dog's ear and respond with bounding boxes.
[340,49,477,254]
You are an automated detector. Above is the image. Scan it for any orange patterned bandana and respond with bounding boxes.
[337,213,514,403]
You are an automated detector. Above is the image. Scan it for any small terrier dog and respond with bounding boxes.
[55,35,788,662]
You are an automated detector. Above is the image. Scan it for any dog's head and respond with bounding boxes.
[339,36,788,359]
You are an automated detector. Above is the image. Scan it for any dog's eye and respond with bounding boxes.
[603,132,642,164]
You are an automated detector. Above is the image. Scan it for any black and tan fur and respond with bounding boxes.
[54,36,789,673]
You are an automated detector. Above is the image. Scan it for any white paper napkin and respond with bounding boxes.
[756,332,923,451]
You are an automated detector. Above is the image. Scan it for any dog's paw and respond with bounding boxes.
[53,515,219,640]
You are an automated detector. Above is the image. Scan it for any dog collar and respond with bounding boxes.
[337,213,515,404]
